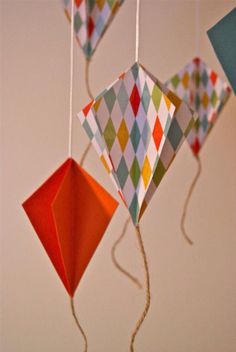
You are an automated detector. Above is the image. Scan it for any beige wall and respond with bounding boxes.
[1,1,236,351]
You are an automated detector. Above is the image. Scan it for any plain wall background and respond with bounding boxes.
[1,0,236,351]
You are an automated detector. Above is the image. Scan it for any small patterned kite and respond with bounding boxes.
[166,57,231,157]
[63,0,125,59]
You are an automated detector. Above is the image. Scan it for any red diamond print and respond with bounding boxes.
[75,0,82,7]
[193,57,200,66]
[83,101,93,117]
[190,91,194,105]
[210,71,217,85]
[191,138,200,155]
[152,116,163,150]
[130,85,140,117]
[88,17,94,38]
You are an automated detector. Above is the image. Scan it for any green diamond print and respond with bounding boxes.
[104,118,116,151]
[130,157,140,188]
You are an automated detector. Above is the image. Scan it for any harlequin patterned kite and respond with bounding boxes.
[63,0,125,59]
[22,158,118,297]
[166,57,231,156]
[78,62,197,225]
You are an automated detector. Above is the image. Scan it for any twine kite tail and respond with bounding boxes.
[85,59,94,100]
[79,142,92,167]
[130,225,151,352]
[180,155,202,245]
[111,217,142,289]
[70,297,88,352]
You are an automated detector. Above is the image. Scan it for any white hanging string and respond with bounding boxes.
[195,0,200,57]
[135,0,140,62]
[68,0,75,157]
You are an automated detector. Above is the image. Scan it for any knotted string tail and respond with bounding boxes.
[111,217,142,289]
[85,59,94,101]
[70,297,88,352]
[180,155,202,245]
[130,225,151,352]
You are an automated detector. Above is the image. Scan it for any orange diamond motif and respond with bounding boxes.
[152,116,163,150]
[202,92,209,108]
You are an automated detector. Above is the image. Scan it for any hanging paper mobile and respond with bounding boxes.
[166,57,231,243]
[63,0,125,59]
[207,7,236,95]
[23,158,118,297]
[78,62,197,224]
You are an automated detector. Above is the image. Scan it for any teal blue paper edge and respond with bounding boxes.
[207,7,236,95]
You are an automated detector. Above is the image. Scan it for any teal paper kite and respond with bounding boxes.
[207,7,236,95]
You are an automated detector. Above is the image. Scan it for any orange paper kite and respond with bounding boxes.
[23,158,118,297]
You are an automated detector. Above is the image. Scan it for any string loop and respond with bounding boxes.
[180,155,202,245]
[85,59,94,100]
[111,217,142,289]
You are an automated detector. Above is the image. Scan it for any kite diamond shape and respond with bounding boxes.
[78,62,197,225]
[166,57,231,156]
[22,158,118,297]
[63,0,125,59]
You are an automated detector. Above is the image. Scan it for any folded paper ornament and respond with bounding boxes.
[207,7,236,95]
[22,158,118,297]
[166,57,231,156]
[63,0,125,59]
[78,62,197,225]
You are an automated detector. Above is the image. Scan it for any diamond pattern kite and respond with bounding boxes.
[78,62,197,225]
[22,158,118,297]
[166,57,231,156]
[63,0,125,59]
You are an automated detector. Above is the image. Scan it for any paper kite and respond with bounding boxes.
[166,57,231,156]
[207,7,236,95]
[78,62,197,225]
[22,158,118,297]
[63,0,125,59]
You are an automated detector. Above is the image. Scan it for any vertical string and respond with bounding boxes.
[195,0,200,57]
[135,0,140,62]
[68,0,74,157]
